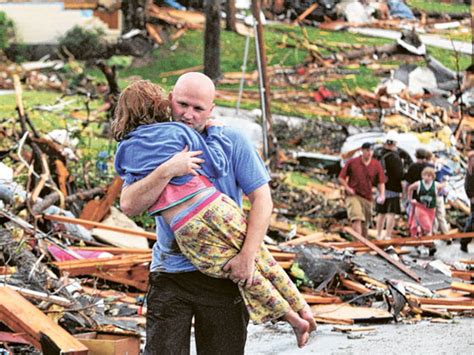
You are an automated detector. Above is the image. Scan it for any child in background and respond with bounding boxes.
[113,80,316,347]
[407,166,444,237]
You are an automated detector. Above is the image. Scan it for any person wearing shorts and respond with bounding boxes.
[339,142,385,237]
[375,133,404,239]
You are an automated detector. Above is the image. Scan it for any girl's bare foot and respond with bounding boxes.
[299,306,317,333]
[283,310,310,348]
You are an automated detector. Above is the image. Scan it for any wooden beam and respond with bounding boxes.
[2,284,72,307]
[302,293,342,304]
[270,251,296,261]
[293,3,318,24]
[344,227,421,282]
[340,277,371,294]
[331,232,474,249]
[71,246,150,254]
[451,281,474,294]
[0,331,31,345]
[0,287,88,354]
[279,232,326,246]
[80,176,123,222]
[44,214,156,240]
[409,296,474,306]
[53,254,151,276]
[278,261,293,269]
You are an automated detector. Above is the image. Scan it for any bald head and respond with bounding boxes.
[169,72,216,132]
[172,72,215,100]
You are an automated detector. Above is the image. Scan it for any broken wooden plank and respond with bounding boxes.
[71,246,150,255]
[302,293,342,304]
[451,270,474,281]
[278,261,293,270]
[44,214,156,240]
[0,287,88,354]
[146,23,164,45]
[421,305,474,311]
[344,227,421,282]
[332,326,376,333]
[52,254,151,276]
[0,331,31,345]
[340,277,371,294]
[80,176,123,223]
[411,297,474,306]
[279,232,325,246]
[312,303,392,323]
[293,3,318,24]
[451,281,474,294]
[2,284,72,307]
[270,251,296,261]
[331,231,474,249]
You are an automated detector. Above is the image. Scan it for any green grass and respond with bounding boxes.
[110,26,421,121]
[407,0,470,14]
[286,172,312,187]
[3,23,470,130]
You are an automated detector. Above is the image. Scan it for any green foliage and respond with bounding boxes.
[58,26,107,60]
[106,55,134,69]
[287,172,312,187]
[407,0,470,14]
[0,11,14,50]
[290,262,314,288]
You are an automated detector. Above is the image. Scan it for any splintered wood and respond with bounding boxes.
[0,287,88,354]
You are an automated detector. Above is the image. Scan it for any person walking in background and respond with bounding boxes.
[375,131,404,240]
[407,167,444,237]
[338,142,385,238]
[432,154,452,236]
[461,151,474,252]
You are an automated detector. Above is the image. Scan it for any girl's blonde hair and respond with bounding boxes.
[421,166,435,179]
[112,80,171,141]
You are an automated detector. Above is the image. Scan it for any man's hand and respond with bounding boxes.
[222,252,255,288]
[345,186,356,195]
[165,146,204,177]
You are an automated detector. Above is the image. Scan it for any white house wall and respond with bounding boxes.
[0,2,119,44]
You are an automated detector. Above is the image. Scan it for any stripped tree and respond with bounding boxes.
[204,0,221,81]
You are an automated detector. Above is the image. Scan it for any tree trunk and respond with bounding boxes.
[225,0,237,32]
[204,0,221,81]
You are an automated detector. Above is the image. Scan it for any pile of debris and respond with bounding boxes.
[0,3,472,354]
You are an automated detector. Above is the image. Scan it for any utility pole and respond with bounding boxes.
[252,0,277,168]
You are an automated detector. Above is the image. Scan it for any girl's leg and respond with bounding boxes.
[256,246,317,332]
[173,195,291,323]
[282,310,310,348]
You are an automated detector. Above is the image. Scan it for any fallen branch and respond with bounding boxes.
[31,187,105,215]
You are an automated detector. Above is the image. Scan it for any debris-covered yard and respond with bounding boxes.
[0,0,472,354]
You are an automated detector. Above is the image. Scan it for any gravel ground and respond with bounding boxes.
[242,317,473,355]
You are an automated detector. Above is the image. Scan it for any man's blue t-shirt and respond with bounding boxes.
[150,126,270,273]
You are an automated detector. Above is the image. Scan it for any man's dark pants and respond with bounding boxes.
[145,271,249,355]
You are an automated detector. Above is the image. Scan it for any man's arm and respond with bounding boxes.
[338,176,355,195]
[120,147,204,216]
[377,182,386,204]
[223,183,273,287]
